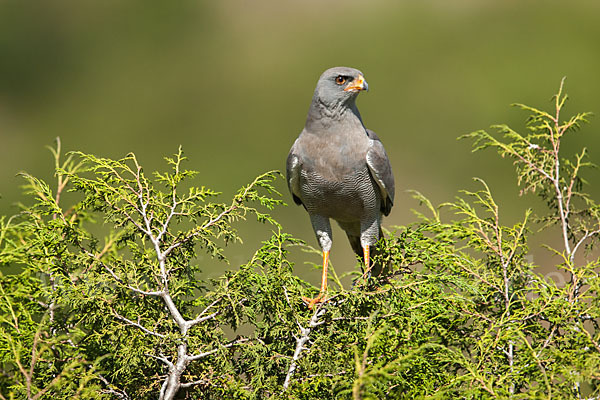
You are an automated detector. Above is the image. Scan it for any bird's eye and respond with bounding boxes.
[335,75,347,85]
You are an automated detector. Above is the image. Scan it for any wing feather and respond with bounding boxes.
[365,129,395,216]
[286,141,303,206]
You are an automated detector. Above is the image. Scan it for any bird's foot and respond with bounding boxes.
[302,294,326,309]
[359,266,373,285]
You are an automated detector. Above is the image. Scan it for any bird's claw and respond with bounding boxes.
[359,265,374,284]
[302,294,326,309]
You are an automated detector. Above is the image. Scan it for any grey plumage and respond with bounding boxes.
[286,66,394,298]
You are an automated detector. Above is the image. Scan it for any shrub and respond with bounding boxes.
[1,80,598,399]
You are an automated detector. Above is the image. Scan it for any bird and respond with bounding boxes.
[286,66,395,307]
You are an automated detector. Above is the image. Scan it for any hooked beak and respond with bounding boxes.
[344,74,369,92]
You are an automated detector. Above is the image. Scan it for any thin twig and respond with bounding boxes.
[98,374,130,400]
[180,379,209,388]
[187,338,249,361]
[112,310,166,339]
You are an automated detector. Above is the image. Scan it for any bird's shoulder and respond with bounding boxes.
[365,129,390,162]
[365,128,381,142]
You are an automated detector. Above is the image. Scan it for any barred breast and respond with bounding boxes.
[299,167,381,224]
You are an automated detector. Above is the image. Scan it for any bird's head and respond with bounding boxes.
[313,66,368,108]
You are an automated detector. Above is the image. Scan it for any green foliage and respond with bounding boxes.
[1,81,599,399]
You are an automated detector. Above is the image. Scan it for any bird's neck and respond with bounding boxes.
[305,97,365,133]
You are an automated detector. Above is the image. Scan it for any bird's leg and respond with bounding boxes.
[320,250,329,294]
[360,244,372,283]
[303,250,329,309]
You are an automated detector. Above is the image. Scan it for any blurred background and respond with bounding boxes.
[1,0,599,284]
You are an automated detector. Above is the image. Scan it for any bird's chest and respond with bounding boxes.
[294,129,377,220]
[299,168,376,221]
[299,133,369,181]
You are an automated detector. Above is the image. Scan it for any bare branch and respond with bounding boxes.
[186,311,219,329]
[185,298,222,329]
[100,260,163,297]
[159,290,187,334]
[571,229,600,262]
[187,338,249,362]
[537,324,558,358]
[147,353,174,369]
[98,374,130,400]
[113,310,166,339]
[180,379,209,389]
[159,378,169,400]
[283,305,327,390]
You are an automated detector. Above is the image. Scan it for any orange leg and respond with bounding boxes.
[360,244,372,282]
[303,250,329,308]
[320,250,329,294]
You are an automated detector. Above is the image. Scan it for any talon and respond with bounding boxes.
[302,295,326,309]
[302,250,329,309]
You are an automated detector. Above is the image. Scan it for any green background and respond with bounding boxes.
[1,0,599,283]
